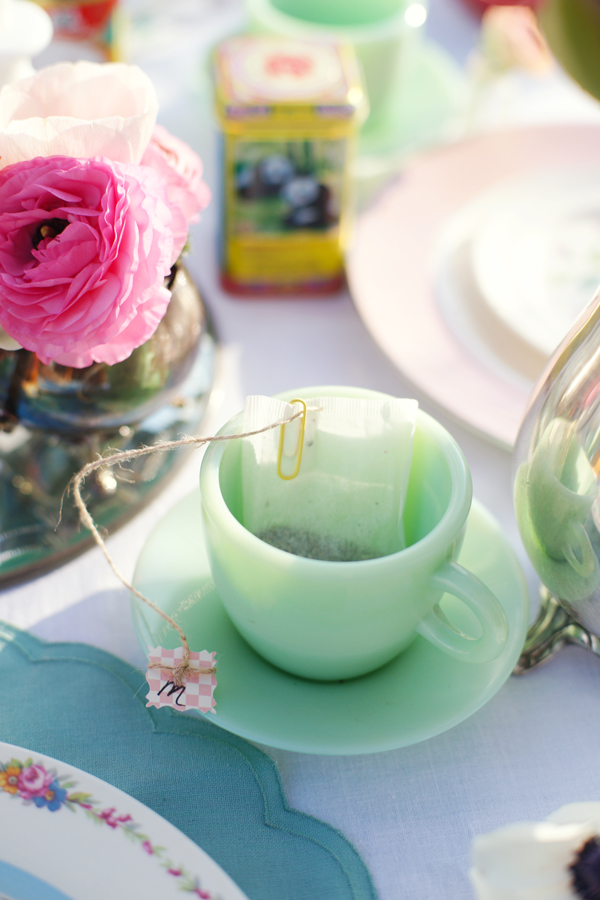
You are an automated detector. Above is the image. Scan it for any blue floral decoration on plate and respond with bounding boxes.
[0,623,376,900]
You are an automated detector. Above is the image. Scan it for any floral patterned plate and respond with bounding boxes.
[0,741,249,900]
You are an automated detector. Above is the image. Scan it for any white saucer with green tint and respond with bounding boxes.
[132,493,528,755]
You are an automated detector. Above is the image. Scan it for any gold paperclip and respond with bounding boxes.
[277,399,307,481]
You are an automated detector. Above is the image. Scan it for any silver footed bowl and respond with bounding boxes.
[0,263,205,434]
[0,262,216,588]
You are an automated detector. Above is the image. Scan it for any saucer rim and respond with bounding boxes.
[132,492,529,755]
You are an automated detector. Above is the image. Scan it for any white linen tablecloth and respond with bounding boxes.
[4,2,600,898]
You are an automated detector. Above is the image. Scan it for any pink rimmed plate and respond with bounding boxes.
[346,124,600,448]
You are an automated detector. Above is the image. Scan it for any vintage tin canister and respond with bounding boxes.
[213,35,367,295]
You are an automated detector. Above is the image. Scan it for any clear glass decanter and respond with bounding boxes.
[514,284,600,671]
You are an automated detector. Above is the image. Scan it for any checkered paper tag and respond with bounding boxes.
[145,646,217,713]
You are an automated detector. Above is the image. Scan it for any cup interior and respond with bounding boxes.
[219,435,244,525]
[270,0,407,28]
[402,422,455,548]
[215,409,463,557]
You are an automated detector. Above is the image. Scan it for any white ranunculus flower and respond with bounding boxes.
[0,61,158,169]
[470,803,600,900]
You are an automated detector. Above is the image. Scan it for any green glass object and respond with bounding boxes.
[539,0,600,101]
[199,386,508,681]
[132,493,528,754]
[513,283,600,671]
[271,0,406,27]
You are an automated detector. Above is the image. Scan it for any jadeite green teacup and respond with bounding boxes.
[245,0,425,133]
[199,387,508,681]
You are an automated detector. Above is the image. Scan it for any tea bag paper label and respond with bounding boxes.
[145,647,217,713]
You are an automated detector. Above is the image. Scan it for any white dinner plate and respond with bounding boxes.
[346,125,600,448]
[472,168,600,359]
[433,182,547,392]
[0,741,249,900]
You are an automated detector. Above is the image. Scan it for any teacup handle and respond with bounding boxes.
[416,561,509,664]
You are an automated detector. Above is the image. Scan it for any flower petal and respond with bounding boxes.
[547,804,600,830]
[141,124,210,262]
[0,61,158,167]
[0,154,173,367]
[470,821,595,900]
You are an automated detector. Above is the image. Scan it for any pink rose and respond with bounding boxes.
[17,765,54,799]
[0,154,174,368]
[141,124,210,262]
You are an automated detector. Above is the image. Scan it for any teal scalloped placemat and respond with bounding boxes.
[0,624,376,900]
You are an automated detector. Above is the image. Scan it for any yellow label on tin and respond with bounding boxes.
[227,233,343,283]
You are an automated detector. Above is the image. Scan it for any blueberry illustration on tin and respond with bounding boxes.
[281,176,333,229]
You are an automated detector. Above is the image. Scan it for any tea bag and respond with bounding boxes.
[241,395,418,561]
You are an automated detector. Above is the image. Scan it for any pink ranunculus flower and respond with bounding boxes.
[0,61,159,170]
[0,154,174,368]
[141,124,211,262]
[17,765,54,799]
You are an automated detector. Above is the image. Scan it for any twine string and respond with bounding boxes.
[70,409,304,686]
[147,659,215,686]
